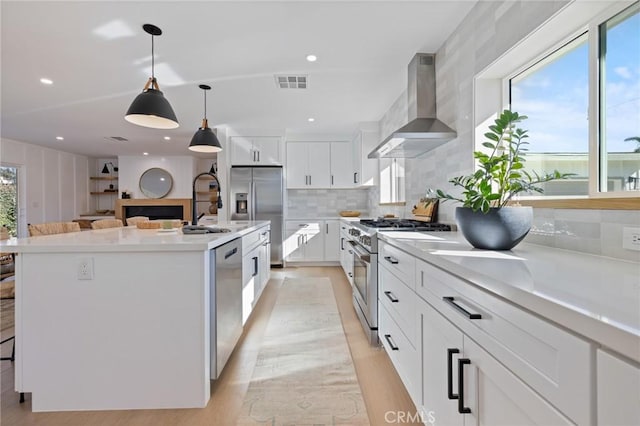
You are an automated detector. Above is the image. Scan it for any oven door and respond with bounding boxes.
[349,241,378,330]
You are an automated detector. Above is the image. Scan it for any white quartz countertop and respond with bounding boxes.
[0,221,270,253]
[378,231,640,362]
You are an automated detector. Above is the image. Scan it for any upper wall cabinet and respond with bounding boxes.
[286,142,331,189]
[286,141,356,189]
[352,129,379,187]
[230,136,281,166]
[329,142,354,188]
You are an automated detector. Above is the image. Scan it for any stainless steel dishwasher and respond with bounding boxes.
[210,238,242,379]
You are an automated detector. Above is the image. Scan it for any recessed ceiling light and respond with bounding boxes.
[306,54,317,62]
[164,136,171,140]
[308,118,315,122]
[40,78,53,85]
[143,152,149,156]
[55,136,64,140]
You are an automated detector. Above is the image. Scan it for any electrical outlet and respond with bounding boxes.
[77,258,94,280]
[622,227,640,251]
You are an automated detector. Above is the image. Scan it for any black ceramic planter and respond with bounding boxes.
[455,206,533,250]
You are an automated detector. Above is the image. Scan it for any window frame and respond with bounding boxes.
[378,157,406,205]
[484,0,639,207]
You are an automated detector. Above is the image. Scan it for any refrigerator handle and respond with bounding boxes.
[250,180,256,219]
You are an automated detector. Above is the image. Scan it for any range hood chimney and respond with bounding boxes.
[368,53,456,159]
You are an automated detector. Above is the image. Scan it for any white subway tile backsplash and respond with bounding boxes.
[287,189,369,218]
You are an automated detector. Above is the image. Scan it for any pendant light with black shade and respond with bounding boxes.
[188,84,222,153]
[125,24,179,130]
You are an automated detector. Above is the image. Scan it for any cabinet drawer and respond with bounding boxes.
[242,226,269,254]
[379,304,420,404]
[379,242,415,288]
[415,258,592,425]
[379,264,417,348]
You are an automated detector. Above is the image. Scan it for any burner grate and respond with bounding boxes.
[359,219,450,232]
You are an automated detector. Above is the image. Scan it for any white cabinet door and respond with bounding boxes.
[242,246,260,325]
[286,143,309,189]
[352,129,379,187]
[323,220,340,261]
[254,137,281,165]
[352,132,362,186]
[339,224,353,284]
[230,136,255,165]
[330,141,353,188]
[420,297,464,426]
[300,221,324,261]
[254,241,270,304]
[306,143,331,188]
[597,349,640,426]
[285,221,324,262]
[463,337,573,426]
[284,224,304,261]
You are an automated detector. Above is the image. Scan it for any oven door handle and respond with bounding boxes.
[348,240,371,264]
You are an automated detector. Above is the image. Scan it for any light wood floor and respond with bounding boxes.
[0,266,420,425]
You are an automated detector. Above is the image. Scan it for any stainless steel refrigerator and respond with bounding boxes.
[230,166,284,267]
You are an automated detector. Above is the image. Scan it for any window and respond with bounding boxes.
[500,1,640,198]
[379,158,405,204]
[599,4,640,192]
[510,33,589,196]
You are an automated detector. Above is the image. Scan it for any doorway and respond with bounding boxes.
[0,166,18,237]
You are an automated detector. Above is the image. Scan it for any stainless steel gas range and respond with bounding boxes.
[346,219,452,345]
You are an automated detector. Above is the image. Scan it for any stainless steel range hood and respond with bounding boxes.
[369,53,456,158]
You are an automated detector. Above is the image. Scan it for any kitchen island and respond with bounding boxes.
[0,221,270,412]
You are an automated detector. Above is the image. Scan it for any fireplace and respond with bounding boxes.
[125,205,183,221]
[115,198,192,223]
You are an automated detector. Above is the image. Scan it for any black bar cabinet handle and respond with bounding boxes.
[354,172,358,184]
[384,291,399,303]
[458,358,471,414]
[341,237,344,250]
[224,247,238,259]
[447,348,460,400]
[384,256,399,264]
[384,334,399,351]
[443,296,482,320]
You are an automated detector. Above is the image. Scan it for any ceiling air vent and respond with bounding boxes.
[274,75,307,89]
[104,136,129,142]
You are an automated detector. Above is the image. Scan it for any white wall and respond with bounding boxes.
[0,138,89,236]
[117,156,198,199]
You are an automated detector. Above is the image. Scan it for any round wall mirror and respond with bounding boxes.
[139,168,173,198]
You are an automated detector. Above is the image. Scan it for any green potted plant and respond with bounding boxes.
[436,109,572,250]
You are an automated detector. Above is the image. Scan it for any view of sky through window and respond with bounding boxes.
[511,8,639,155]
[602,7,640,154]
[510,34,589,154]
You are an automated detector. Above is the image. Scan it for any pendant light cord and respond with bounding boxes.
[203,89,207,120]
[151,33,155,81]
